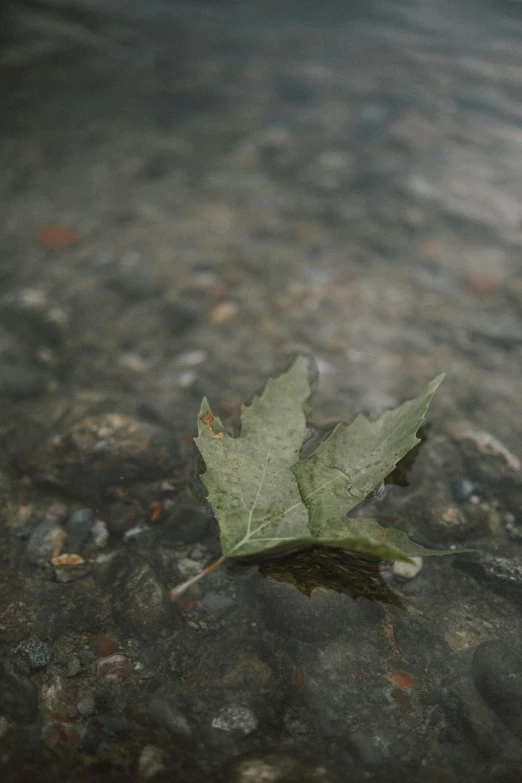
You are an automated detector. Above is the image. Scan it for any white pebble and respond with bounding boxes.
[392,557,423,581]
[211,705,258,735]
[138,745,166,780]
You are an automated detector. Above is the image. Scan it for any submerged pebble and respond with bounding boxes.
[77,696,96,717]
[202,591,234,617]
[454,554,522,605]
[451,478,479,504]
[146,694,192,738]
[138,745,166,780]
[16,638,52,670]
[97,654,133,680]
[211,705,258,735]
[66,508,94,553]
[26,518,67,566]
[472,639,522,741]
[52,553,91,582]
[392,557,423,582]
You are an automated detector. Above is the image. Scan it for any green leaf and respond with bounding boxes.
[195,356,311,557]
[292,374,444,538]
[195,358,457,563]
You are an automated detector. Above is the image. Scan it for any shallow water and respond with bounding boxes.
[1,1,522,781]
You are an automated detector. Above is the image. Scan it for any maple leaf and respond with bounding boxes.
[171,357,460,599]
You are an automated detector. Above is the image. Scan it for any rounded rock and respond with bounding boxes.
[97,654,133,680]
[221,751,334,783]
[30,413,182,495]
[472,639,522,741]
[26,518,67,566]
[392,557,423,582]
[211,705,258,736]
[77,696,96,717]
[138,745,166,780]
[112,562,173,638]
[66,508,94,553]
[16,638,52,669]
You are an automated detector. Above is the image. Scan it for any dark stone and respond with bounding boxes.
[163,295,200,335]
[17,516,43,541]
[137,401,165,425]
[16,639,52,670]
[28,413,182,496]
[451,478,479,503]
[0,664,39,724]
[202,591,234,617]
[159,504,213,545]
[0,365,45,399]
[78,719,103,755]
[472,639,522,741]
[454,554,522,605]
[146,694,192,738]
[104,262,163,300]
[111,562,173,638]
[26,518,66,566]
[95,714,126,737]
[347,731,385,769]
[66,508,94,553]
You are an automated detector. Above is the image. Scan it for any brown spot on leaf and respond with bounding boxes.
[200,411,224,438]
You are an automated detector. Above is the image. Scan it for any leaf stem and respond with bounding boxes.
[170,555,226,601]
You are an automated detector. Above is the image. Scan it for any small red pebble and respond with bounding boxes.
[88,633,119,658]
[38,224,80,251]
[97,654,133,680]
[390,671,416,689]
[466,271,498,299]
[57,724,80,743]
[150,501,164,523]
[293,661,304,688]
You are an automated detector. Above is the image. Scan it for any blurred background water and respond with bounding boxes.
[1,2,522,782]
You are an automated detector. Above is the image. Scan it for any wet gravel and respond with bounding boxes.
[0,1,522,781]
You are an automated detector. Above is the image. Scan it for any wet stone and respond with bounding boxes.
[0,664,39,724]
[77,696,96,717]
[138,745,166,780]
[221,751,334,783]
[348,731,386,769]
[472,640,522,741]
[88,633,119,658]
[97,654,133,680]
[52,553,91,582]
[391,557,423,582]
[66,657,82,678]
[163,294,201,335]
[96,713,126,737]
[16,638,52,670]
[454,553,522,605]
[66,508,94,553]
[451,478,480,504]
[26,518,67,566]
[112,562,172,638]
[202,591,234,617]
[159,504,213,545]
[211,705,258,736]
[77,719,103,755]
[0,364,46,399]
[89,519,109,550]
[146,694,192,738]
[283,705,312,737]
[30,413,181,495]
